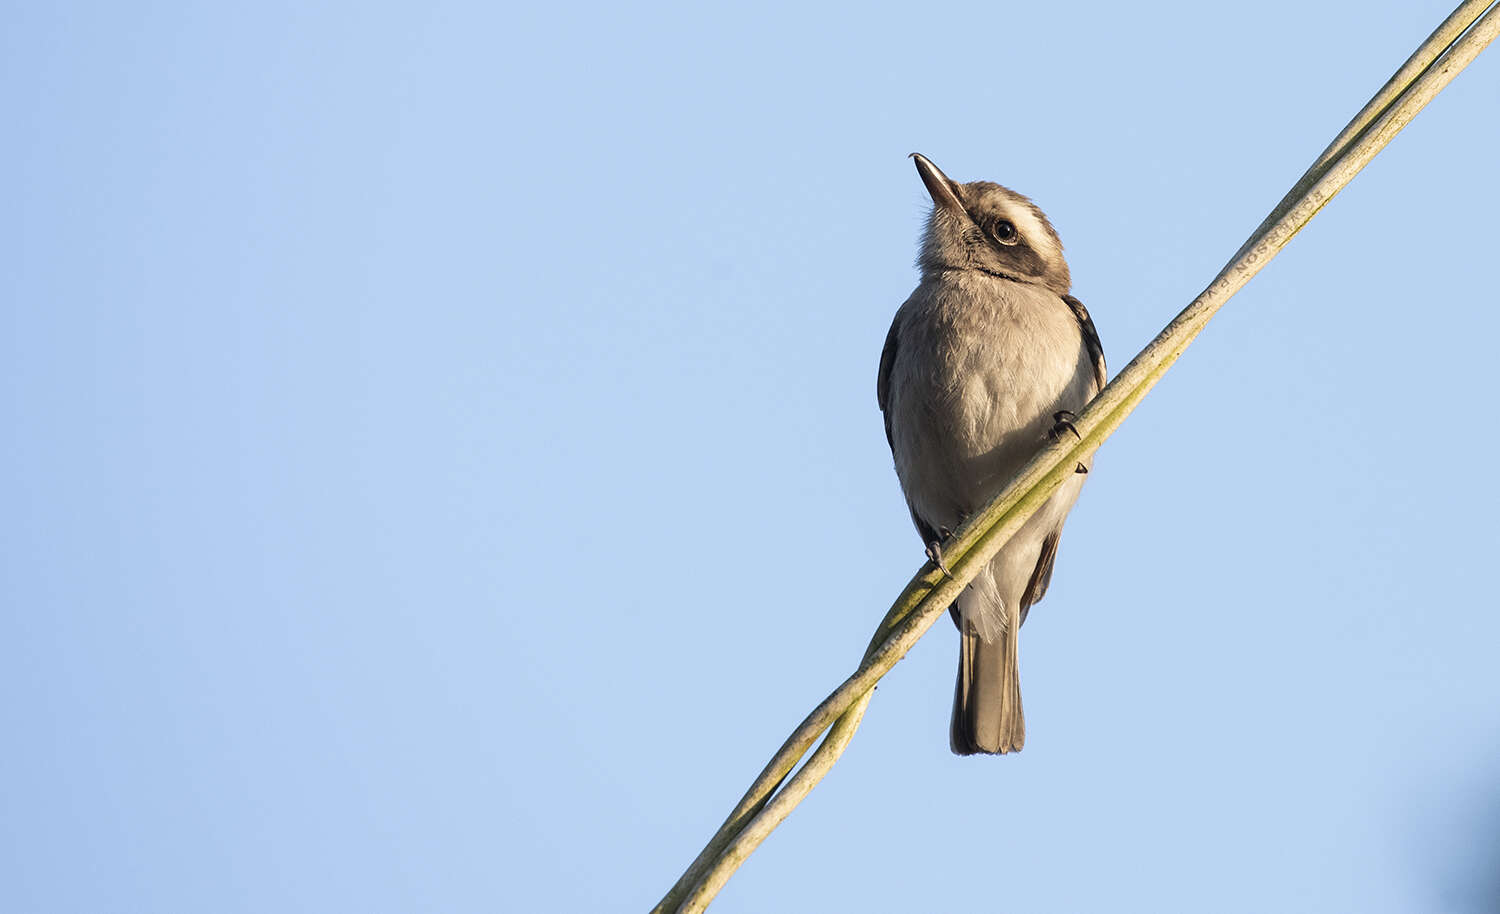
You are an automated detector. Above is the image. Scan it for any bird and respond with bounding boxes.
[877,153,1105,755]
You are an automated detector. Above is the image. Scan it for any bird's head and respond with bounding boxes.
[911,153,1071,295]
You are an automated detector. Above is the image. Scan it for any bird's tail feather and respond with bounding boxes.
[950,587,1024,755]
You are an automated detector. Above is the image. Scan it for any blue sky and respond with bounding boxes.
[4,2,1500,912]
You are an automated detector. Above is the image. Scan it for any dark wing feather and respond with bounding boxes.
[877,311,947,612]
[1018,531,1060,626]
[1062,294,1107,392]
[876,313,901,449]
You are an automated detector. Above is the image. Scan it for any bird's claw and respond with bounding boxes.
[925,540,953,579]
[1049,410,1081,441]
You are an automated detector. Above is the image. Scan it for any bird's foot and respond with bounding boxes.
[1049,410,1081,441]
[925,539,953,579]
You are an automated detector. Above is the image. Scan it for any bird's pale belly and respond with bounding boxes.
[893,311,1091,527]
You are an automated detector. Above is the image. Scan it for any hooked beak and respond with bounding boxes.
[910,153,966,216]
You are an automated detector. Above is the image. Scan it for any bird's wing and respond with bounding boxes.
[1018,531,1060,626]
[876,312,901,449]
[1063,294,1107,392]
[877,312,944,547]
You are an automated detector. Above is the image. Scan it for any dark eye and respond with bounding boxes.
[991,220,1018,244]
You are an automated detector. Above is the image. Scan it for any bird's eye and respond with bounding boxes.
[991,220,1018,244]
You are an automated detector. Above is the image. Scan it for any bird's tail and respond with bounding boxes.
[950,576,1024,755]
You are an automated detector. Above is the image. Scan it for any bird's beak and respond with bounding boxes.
[911,153,966,216]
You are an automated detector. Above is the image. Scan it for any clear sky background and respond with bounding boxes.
[4,2,1500,912]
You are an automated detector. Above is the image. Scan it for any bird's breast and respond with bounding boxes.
[890,275,1094,517]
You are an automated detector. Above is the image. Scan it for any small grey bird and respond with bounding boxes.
[877,154,1105,755]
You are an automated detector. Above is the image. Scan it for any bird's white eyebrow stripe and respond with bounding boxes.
[999,198,1061,262]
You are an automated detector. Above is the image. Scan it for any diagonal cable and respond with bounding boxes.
[654,4,1500,911]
